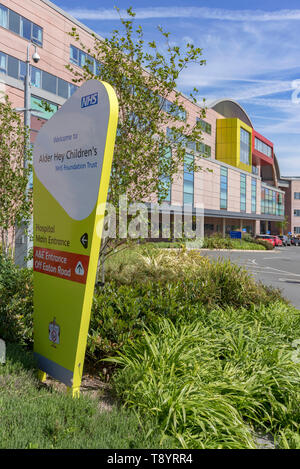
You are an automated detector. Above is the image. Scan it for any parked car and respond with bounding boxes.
[278,235,291,246]
[291,237,300,246]
[270,235,283,247]
[255,235,276,247]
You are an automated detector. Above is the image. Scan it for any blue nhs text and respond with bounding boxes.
[81,93,98,108]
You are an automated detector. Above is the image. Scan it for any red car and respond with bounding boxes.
[271,236,283,247]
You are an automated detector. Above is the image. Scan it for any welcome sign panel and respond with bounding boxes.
[33,80,118,392]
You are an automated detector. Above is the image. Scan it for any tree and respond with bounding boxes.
[0,95,32,258]
[67,7,207,267]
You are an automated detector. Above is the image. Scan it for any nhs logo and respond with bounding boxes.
[81,92,98,109]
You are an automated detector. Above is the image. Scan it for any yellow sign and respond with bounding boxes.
[33,80,118,396]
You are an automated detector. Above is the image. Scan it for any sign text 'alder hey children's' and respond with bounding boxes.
[33,80,118,396]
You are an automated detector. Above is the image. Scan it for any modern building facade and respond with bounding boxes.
[0,0,286,245]
[278,177,300,235]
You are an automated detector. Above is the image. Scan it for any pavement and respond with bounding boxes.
[200,246,300,310]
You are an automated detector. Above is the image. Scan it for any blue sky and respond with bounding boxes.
[53,0,300,176]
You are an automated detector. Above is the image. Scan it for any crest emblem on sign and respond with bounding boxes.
[49,318,60,346]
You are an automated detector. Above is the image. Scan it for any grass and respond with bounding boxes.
[0,343,176,449]
[109,302,300,449]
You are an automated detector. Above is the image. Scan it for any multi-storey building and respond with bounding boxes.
[0,0,286,247]
[278,177,300,235]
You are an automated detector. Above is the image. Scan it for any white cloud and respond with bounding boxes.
[66,7,300,22]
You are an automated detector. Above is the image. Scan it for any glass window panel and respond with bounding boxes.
[58,78,69,99]
[42,71,57,94]
[220,199,227,209]
[0,5,8,28]
[184,181,194,194]
[95,60,102,76]
[184,192,193,204]
[7,55,19,79]
[184,172,194,182]
[21,17,31,40]
[31,67,41,88]
[69,83,77,97]
[86,55,95,73]
[0,51,7,73]
[70,45,79,65]
[9,10,20,34]
[19,61,26,81]
[79,51,86,67]
[32,23,43,45]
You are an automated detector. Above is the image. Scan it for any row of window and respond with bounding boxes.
[70,45,101,76]
[166,128,211,157]
[254,137,272,158]
[0,3,43,46]
[261,188,284,216]
[0,50,77,99]
[196,118,212,135]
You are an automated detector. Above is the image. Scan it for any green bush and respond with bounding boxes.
[88,254,284,362]
[256,239,275,250]
[0,255,33,345]
[202,233,266,250]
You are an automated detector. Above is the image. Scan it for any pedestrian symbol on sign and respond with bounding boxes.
[75,261,85,276]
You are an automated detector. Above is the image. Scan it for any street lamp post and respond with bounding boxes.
[24,43,40,168]
[14,43,40,267]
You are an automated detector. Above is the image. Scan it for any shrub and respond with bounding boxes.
[110,306,300,449]
[256,239,274,250]
[88,253,285,362]
[0,255,33,345]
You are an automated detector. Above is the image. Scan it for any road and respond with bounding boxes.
[200,246,300,310]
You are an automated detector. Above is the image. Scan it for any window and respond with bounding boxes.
[240,174,246,212]
[294,227,300,234]
[240,128,251,165]
[70,45,79,65]
[31,66,41,88]
[197,118,212,135]
[9,10,20,35]
[42,71,57,94]
[0,3,43,45]
[21,17,31,40]
[0,49,78,99]
[294,192,300,200]
[251,178,257,213]
[0,51,6,73]
[294,210,300,217]
[58,78,69,99]
[0,5,8,28]
[197,142,211,157]
[31,96,58,120]
[70,45,102,76]
[255,137,272,158]
[160,97,186,121]
[32,23,43,46]
[183,153,194,205]
[7,55,19,79]
[262,187,284,216]
[220,167,228,210]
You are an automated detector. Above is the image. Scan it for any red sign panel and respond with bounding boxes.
[33,247,90,284]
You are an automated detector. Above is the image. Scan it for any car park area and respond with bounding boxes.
[202,246,300,309]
